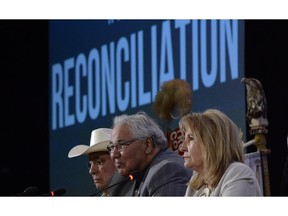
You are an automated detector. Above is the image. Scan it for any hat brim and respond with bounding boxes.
[68,140,110,158]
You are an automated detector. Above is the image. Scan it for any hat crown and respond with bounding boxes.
[90,128,112,147]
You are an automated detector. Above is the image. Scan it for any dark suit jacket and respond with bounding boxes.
[109,148,192,196]
[108,171,136,196]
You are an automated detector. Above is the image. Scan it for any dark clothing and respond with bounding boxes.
[108,171,135,196]
[280,156,288,195]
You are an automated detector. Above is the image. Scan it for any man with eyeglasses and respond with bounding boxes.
[108,111,192,196]
[68,128,133,196]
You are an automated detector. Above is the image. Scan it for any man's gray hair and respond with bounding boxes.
[113,111,168,149]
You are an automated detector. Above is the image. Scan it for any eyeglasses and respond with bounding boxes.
[107,139,139,153]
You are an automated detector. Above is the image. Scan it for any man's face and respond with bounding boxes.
[110,125,147,176]
[88,152,116,190]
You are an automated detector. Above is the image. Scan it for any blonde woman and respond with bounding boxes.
[179,109,262,196]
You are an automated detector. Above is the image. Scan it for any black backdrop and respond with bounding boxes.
[0,20,287,196]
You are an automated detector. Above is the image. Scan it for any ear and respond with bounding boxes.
[145,137,153,154]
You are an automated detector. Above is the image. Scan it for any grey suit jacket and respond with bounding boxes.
[108,171,136,196]
[109,148,192,196]
[136,148,192,196]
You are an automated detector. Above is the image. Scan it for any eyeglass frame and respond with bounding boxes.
[107,137,146,153]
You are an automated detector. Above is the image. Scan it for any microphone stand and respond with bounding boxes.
[91,171,141,196]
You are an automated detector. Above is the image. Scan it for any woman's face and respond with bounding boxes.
[180,127,204,174]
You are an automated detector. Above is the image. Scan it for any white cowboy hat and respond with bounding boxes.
[68,128,112,158]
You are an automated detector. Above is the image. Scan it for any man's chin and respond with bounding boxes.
[118,168,129,176]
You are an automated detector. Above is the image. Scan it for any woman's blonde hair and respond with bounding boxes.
[179,109,244,190]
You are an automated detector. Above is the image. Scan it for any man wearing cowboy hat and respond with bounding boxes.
[68,128,127,196]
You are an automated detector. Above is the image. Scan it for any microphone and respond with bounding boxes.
[16,186,38,196]
[91,170,142,196]
[42,188,66,196]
